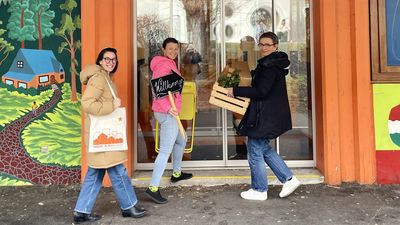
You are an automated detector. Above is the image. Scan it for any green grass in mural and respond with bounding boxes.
[0,87,53,129]
[22,84,82,167]
[0,174,32,186]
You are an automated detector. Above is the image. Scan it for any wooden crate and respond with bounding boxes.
[209,83,250,115]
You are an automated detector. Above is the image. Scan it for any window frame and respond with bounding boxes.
[370,0,400,82]
[5,79,14,85]
[39,75,49,83]
[18,82,27,89]
[16,61,24,68]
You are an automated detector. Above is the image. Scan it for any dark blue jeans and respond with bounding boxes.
[247,138,293,191]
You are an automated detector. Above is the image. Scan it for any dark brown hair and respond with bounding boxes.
[259,32,279,45]
[96,47,119,74]
[162,37,179,49]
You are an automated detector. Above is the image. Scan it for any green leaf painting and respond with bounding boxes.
[7,0,36,48]
[0,0,10,6]
[55,0,80,102]
[29,0,55,49]
[0,87,52,128]
[0,174,32,186]
[22,84,81,167]
[0,20,15,67]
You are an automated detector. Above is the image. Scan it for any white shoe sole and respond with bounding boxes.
[279,181,300,198]
[240,192,268,201]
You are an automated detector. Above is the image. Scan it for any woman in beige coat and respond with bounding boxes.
[73,48,146,223]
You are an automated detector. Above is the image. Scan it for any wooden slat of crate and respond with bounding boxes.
[209,84,250,115]
[210,89,249,107]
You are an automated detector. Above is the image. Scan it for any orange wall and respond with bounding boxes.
[313,0,376,184]
[81,0,133,185]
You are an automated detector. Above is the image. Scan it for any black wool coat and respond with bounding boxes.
[233,51,292,139]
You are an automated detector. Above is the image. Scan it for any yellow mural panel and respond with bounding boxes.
[373,84,400,150]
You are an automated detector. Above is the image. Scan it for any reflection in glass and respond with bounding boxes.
[224,0,313,161]
[279,0,313,160]
[136,0,313,165]
[136,0,223,163]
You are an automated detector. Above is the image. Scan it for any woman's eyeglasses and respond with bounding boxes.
[258,43,276,47]
[103,57,117,64]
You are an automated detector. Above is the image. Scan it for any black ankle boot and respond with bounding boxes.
[121,206,146,218]
[73,211,101,223]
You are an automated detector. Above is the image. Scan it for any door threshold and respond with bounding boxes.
[132,168,324,188]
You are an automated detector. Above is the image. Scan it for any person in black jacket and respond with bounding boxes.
[227,32,300,201]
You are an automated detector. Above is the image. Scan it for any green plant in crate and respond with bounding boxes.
[218,68,241,88]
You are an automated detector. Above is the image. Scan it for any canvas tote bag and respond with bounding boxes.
[88,77,128,152]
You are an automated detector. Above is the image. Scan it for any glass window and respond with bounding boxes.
[370,0,400,81]
[224,0,313,161]
[17,61,23,68]
[136,0,223,165]
[5,79,14,85]
[18,82,27,89]
[39,75,49,83]
[135,0,313,167]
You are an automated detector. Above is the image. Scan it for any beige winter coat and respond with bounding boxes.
[80,64,127,168]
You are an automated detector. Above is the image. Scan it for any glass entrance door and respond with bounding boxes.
[134,0,313,169]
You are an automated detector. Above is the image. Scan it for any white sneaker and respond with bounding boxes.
[279,176,300,198]
[240,189,268,201]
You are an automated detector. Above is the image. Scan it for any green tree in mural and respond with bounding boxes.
[7,0,35,48]
[0,20,15,67]
[29,0,55,49]
[55,0,81,102]
[0,0,10,6]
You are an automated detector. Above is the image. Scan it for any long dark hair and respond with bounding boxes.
[96,47,119,74]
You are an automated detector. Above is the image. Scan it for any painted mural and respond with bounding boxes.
[373,84,400,183]
[0,0,82,185]
[373,84,400,150]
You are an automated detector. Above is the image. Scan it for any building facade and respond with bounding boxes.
[80,0,385,185]
[0,0,399,186]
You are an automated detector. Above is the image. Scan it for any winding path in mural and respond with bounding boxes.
[0,88,80,185]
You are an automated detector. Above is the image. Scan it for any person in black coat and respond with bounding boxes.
[227,32,300,201]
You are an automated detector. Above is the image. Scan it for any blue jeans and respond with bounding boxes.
[247,138,293,192]
[74,164,138,214]
[150,112,187,187]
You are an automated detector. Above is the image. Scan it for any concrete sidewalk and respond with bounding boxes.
[1,179,399,225]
